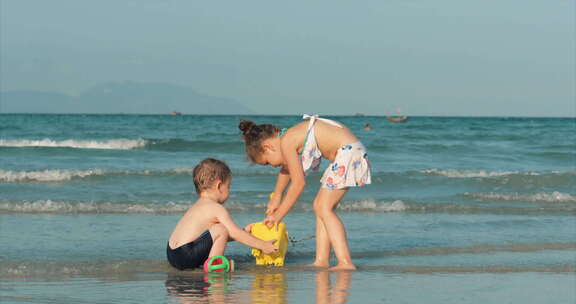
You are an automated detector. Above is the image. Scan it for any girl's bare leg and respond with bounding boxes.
[313,187,356,270]
[312,214,331,267]
[208,224,229,257]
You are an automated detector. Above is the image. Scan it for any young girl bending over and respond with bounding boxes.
[238,114,371,270]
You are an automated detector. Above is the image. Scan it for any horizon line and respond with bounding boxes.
[0,112,574,119]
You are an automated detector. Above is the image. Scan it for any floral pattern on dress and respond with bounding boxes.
[320,142,371,190]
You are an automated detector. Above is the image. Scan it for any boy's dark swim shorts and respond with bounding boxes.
[166,230,213,270]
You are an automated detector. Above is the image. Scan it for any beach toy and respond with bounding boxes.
[203,255,234,273]
[250,222,289,266]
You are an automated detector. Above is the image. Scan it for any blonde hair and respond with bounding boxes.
[192,158,231,194]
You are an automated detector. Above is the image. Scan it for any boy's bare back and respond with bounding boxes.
[168,198,223,249]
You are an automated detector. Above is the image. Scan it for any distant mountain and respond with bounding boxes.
[0,81,254,114]
[0,91,76,113]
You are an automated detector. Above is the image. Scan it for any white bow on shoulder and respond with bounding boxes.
[302,114,343,128]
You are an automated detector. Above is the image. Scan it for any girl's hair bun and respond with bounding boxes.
[238,119,279,163]
[239,119,257,136]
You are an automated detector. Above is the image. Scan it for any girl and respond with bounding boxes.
[238,114,371,270]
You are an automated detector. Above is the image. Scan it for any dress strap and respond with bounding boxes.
[277,127,288,138]
[302,114,343,128]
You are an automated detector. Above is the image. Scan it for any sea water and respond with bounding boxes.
[1,114,575,303]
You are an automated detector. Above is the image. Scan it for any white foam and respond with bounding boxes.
[0,169,107,182]
[0,168,199,183]
[467,192,576,203]
[0,200,191,214]
[337,199,408,212]
[0,138,147,149]
[421,169,540,178]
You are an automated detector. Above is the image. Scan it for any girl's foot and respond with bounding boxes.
[305,261,329,268]
[328,263,357,271]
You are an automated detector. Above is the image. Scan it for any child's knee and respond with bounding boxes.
[313,201,333,218]
[313,199,322,214]
[209,224,229,240]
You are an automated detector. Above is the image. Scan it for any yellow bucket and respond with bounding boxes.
[250,222,289,266]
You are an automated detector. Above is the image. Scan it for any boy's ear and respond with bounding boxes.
[214,179,222,190]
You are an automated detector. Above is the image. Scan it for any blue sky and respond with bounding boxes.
[1,0,574,116]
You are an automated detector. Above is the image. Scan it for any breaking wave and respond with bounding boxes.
[2,198,573,215]
[0,169,107,182]
[421,169,543,178]
[0,138,147,150]
[465,192,576,203]
[0,199,409,214]
[0,168,279,183]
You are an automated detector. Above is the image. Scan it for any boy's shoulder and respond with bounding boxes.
[193,199,227,213]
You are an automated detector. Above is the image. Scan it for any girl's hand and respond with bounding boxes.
[263,214,281,229]
[266,200,280,216]
[265,192,282,216]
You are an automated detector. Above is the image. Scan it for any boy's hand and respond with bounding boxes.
[262,239,279,254]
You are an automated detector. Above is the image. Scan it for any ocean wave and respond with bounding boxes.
[0,168,280,183]
[407,202,575,215]
[465,192,576,203]
[0,199,408,214]
[0,169,107,182]
[3,167,573,184]
[336,199,408,212]
[0,200,193,214]
[421,169,576,179]
[2,198,573,215]
[146,138,242,152]
[0,138,147,150]
[421,169,542,178]
[0,168,188,183]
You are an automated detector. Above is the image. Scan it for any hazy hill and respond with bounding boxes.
[0,81,254,114]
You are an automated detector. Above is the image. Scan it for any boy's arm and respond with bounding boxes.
[213,204,278,252]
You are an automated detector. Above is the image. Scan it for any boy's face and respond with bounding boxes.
[218,178,231,203]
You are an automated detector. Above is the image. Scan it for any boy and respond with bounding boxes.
[167,158,278,270]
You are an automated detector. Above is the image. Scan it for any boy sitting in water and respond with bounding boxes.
[167,158,278,270]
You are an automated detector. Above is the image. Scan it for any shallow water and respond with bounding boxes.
[1,114,575,303]
[2,270,575,304]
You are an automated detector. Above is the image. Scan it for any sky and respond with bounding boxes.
[0,0,574,116]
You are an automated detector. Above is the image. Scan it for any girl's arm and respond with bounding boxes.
[265,139,306,225]
[266,167,291,215]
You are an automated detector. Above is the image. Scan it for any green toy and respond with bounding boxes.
[203,255,234,273]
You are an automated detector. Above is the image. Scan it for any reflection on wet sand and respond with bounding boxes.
[165,269,353,304]
[316,271,352,304]
[165,273,239,304]
[251,272,287,304]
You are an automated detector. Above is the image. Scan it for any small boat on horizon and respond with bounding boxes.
[171,111,182,116]
[386,116,409,123]
[387,107,408,123]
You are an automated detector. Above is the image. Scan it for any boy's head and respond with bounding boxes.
[192,158,232,198]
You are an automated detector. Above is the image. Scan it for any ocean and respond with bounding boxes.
[1,114,575,303]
